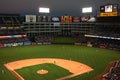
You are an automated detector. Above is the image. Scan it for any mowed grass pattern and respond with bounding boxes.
[15,63,71,80]
[0,45,120,80]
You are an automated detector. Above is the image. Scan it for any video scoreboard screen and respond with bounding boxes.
[100,4,118,17]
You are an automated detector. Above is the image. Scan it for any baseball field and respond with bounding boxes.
[0,44,120,80]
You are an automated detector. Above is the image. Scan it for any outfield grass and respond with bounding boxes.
[0,45,120,80]
[16,63,71,80]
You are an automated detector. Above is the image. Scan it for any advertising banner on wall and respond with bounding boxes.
[15,42,23,46]
[0,44,4,48]
[81,16,89,22]
[37,16,51,22]
[64,16,70,22]
[0,27,7,30]
[47,16,52,22]
[42,16,47,22]
[26,15,36,22]
[0,35,26,39]
[37,16,42,22]
[4,42,24,47]
[4,43,13,47]
[61,16,72,23]
[23,41,31,46]
[51,16,60,22]
[73,16,80,22]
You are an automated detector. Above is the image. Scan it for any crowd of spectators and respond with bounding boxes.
[0,37,30,44]
[35,36,53,44]
[80,25,120,51]
[0,29,22,36]
[102,60,120,80]
[91,38,120,50]
[0,14,21,25]
[0,14,22,36]
[88,26,120,38]
[74,35,87,44]
[73,33,120,51]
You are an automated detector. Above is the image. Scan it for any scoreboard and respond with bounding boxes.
[100,4,118,17]
[100,12,118,16]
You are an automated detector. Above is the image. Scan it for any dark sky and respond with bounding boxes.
[0,0,119,16]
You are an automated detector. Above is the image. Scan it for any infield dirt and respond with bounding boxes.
[4,58,93,80]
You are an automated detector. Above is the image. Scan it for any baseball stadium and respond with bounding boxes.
[0,0,120,80]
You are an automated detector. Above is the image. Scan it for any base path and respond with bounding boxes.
[4,58,93,80]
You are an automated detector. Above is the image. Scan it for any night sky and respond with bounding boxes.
[0,0,119,16]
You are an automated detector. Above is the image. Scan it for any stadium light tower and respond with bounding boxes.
[39,7,50,13]
[82,7,92,13]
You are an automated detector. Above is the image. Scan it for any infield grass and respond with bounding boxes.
[15,63,71,80]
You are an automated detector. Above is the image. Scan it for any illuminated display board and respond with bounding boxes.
[100,4,118,17]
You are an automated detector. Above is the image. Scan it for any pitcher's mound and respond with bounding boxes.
[37,69,48,74]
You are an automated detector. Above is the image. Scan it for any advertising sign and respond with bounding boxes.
[73,16,80,22]
[26,15,36,22]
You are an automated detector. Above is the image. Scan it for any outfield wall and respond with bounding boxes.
[0,41,31,48]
